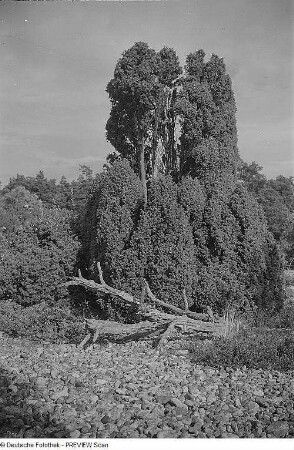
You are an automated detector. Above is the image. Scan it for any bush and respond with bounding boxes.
[191,328,294,372]
[83,160,285,318]
[85,166,199,312]
[260,303,294,329]
[0,188,80,306]
[0,300,85,344]
[129,175,198,308]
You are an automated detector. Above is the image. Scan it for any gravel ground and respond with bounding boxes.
[0,333,294,439]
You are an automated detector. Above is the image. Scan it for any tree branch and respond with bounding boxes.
[65,265,223,349]
[183,288,189,313]
[144,279,210,322]
[97,262,105,285]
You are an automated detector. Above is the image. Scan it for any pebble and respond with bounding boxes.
[51,387,69,400]
[70,430,81,438]
[266,421,289,438]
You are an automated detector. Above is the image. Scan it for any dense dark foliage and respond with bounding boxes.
[86,42,284,317]
[0,42,289,340]
[238,161,294,267]
[178,51,238,186]
[0,187,80,306]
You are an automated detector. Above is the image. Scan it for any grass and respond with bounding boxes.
[191,289,294,373]
[190,326,294,372]
[219,309,242,339]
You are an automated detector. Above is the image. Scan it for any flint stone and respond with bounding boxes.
[70,430,81,438]
[253,389,264,397]
[157,430,177,438]
[170,397,187,408]
[52,387,68,400]
[266,421,289,438]
[95,379,107,385]
[156,395,172,405]
[247,401,260,414]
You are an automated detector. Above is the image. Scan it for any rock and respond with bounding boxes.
[95,379,107,385]
[190,417,204,431]
[90,394,99,403]
[206,394,216,404]
[266,421,289,438]
[156,395,172,405]
[234,397,242,408]
[289,380,294,394]
[51,370,58,379]
[4,405,24,416]
[101,415,111,425]
[24,429,35,438]
[271,396,284,405]
[176,350,189,356]
[174,406,188,416]
[170,397,186,408]
[8,384,18,393]
[116,388,127,395]
[156,430,175,438]
[36,347,44,357]
[247,401,260,414]
[255,397,268,407]
[35,377,47,388]
[52,387,69,400]
[253,389,264,397]
[70,430,81,438]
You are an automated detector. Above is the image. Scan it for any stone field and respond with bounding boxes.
[0,334,294,439]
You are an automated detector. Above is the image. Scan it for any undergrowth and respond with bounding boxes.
[0,300,85,344]
[190,327,294,372]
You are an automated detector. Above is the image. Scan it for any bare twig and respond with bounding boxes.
[183,289,189,313]
[97,262,105,285]
[144,280,210,322]
[64,264,223,349]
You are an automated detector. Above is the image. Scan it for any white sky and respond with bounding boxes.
[0,0,293,184]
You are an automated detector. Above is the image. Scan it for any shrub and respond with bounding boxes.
[191,328,294,372]
[128,175,198,308]
[0,300,85,344]
[0,187,80,306]
[83,160,285,318]
[84,164,199,313]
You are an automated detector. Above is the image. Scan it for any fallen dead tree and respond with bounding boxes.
[65,263,224,349]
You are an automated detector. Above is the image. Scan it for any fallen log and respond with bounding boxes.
[65,263,211,322]
[65,263,223,348]
[78,319,167,349]
[78,316,221,349]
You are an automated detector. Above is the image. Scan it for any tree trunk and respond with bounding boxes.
[139,138,148,205]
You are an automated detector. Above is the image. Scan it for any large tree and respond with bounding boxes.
[85,44,285,316]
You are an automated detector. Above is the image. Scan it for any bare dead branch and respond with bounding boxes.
[144,280,210,322]
[97,262,105,285]
[183,289,189,313]
[65,264,223,349]
[155,320,177,349]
